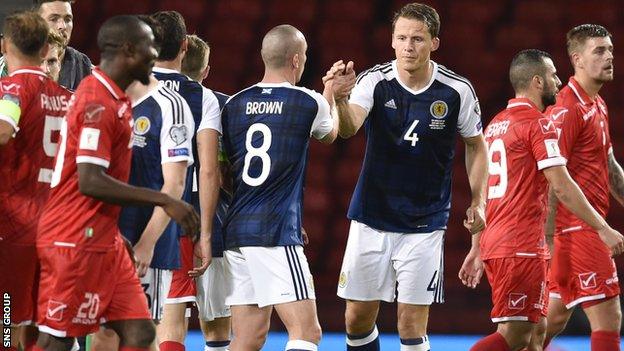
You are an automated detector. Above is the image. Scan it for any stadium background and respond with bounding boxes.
[2,0,624,340]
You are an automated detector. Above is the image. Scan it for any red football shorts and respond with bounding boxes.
[549,230,620,309]
[36,237,150,337]
[167,236,197,304]
[0,243,39,325]
[484,257,548,323]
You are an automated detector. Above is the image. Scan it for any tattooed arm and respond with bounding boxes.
[608,150,624,206]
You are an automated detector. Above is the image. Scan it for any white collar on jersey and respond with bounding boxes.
[256,82,293,88]
[10,69,48,78]
[392,60,438,96]
[152,66,180,74]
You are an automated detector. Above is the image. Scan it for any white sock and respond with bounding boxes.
[400,335,430,351]
[285,339,318,351]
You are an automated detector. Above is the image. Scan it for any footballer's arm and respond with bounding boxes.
[0,119,14,145]
[544,188,558,252]
[543,165,624,255]
[195,128,220,276]
[607,150,624,206]
[463,134,488,234]
[133,161,188,277]
[77,163,200,236]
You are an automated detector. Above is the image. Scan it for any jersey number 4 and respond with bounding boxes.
[487,139,508,199]
[243,123,272,187]
[403,120,419,146]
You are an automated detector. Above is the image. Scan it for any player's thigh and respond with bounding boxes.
[105,319,155,348]
[140,268,173,321]
[583,296,622,331]
[274,299,321,340]
[338,221,396,302]
[156,303,189,342]
[497,320,537,349]
[393,230,444,305]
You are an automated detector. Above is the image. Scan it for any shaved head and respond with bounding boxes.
[261,24,306,69]
[97,15,152,59]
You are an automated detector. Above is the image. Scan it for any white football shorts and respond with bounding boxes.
[337,220,444,305]
[196,257,231,321]
[141,268,173,321]
[224,245,316,308]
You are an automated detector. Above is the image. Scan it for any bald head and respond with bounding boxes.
[97,15,153,59]
[261,24,306,69]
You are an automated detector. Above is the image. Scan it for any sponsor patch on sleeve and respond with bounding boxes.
[79,127,100,150]
[168,148,189,157]
[544,139,561,158]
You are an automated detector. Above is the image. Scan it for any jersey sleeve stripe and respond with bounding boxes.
[438,67,478,100]
[355,61,392,84]
[76,155,110,169]
[158,89,182,125]
[536,156,566,170]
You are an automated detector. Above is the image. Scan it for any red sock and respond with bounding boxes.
[159,341,186,351]
[470,332,511,351]
[31,346,45,351]
[591,330,620,351]
[120,348,149,351]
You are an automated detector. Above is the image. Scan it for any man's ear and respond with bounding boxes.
[39,42,50,61]
[201,65,210,81]
[293,53,300,69]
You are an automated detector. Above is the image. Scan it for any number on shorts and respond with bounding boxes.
[487,138,508,199]
[242,123,272,187]
[76,292,100,319]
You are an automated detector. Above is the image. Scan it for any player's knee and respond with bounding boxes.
[345,304,376,333]
[37,333,74,351]
[397,308,427,337]
[119,320,156,347]
[306,323,322,344]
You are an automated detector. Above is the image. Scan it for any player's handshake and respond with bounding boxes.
[162,197,201,236]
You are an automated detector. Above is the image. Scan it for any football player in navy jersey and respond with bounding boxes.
[220,25,346,351]
[180,34,232,351]
[149,11,221,351]
[325,3,488,351]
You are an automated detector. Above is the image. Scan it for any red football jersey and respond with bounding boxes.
[0,67,72,245]
[546,77,611,234]
[480,98,566,260]
[37,68,133,252]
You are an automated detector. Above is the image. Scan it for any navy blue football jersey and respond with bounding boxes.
[222,82,333,249]
[211,90,230,257]
[118,84,194,269]
[348,60,483,233]
[152,67,222,217]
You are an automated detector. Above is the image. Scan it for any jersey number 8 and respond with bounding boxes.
[242,123,272,187]
[487,138,508,199]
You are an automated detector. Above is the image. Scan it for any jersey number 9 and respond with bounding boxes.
[487,138,508,199]
[243,123,272,187]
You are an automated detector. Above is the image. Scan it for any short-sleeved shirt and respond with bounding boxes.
[38,67,134,252]
[222,82,333,249]
[152,68,222,215]
[0,67,72,245]
[546,77,611,234]
[58,46,93,91]
[480,98,566,260]
[347,60,483,233]
[118,84,194,269]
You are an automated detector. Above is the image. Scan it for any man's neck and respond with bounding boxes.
[573,73,603,100]
[155,59,182,72]
[99,59,133,92]
[126,75,159,103]
[515,93,544,112]
[261,69,295,85]
[5,55,42,74]
[396,61,433,91]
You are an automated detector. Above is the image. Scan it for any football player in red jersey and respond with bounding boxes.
[0,11,72,351]
[465,49,623,351]
[544,24,624,351]
[34,16,199,351]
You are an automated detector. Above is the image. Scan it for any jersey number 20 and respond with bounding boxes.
[487,139,508,199]
[243,123,272,187]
